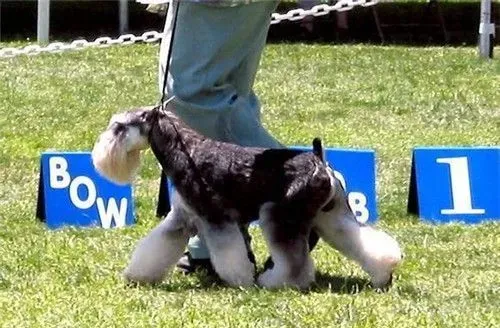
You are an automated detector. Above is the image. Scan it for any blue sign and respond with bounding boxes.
[295,147,377,223]
[408,147,500,224]
[37,152,135,229]
[157,147,377,223]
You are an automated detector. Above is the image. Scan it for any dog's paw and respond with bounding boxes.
[122,266,166,285]
[257,269,283,289]
[359,228,402,290]
[257,269,314,290]
[366,255,401,290]
[216,265,255,288]
[258,260,315,290]
[369,271,393,290]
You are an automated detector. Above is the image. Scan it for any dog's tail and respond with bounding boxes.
[312,137,325,163]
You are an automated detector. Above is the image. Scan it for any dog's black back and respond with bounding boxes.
[148,108,332,226]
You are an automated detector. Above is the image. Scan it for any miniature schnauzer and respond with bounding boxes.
[91,103,402,289]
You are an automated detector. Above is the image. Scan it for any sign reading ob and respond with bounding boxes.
[300,147,378,224]
[37,152,135,229]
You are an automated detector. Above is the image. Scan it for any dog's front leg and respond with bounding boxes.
[198,220,255,288]
[123,201,190,284]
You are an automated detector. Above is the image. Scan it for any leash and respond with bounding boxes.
[156,0,214,217]
[159,0,179,112]
[156,0,180,217]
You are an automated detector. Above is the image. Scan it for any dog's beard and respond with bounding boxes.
[92,130,141,185]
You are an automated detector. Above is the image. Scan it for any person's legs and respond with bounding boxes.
[159,0,280,142]
[159,0,280,265]
[222,9,282,148]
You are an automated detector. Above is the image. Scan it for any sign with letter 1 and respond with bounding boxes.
[37,152,135,229]
[157,147,378,224]
[408,147,500,224]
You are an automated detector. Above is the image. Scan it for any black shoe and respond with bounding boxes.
[176,252,216,275]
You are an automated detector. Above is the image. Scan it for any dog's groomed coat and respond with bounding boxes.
[92,104,402,289]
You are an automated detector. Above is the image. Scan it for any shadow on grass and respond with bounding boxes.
[160,272,225,292]
[310,272,370,295]
[126,270,372,294]
[124,270,227,293]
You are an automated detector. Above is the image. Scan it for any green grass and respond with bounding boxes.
[0,43,499,327]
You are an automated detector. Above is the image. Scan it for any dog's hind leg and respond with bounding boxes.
[257,202,315,290]
[123,193,191,284]
[312,184,402,289]
[198,220,255,288]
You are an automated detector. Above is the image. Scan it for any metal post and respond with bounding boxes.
[479,0,494,59]
[0,0,2,42]
[119,0,129,34]
[37,0,50,44]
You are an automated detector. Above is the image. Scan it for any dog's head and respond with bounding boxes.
[91,106,156,185]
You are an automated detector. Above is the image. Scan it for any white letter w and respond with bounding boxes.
[96,197,128,228]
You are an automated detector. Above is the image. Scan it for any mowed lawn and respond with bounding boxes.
[0,43,499,328]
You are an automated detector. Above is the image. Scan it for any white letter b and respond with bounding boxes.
[49,156,71,189]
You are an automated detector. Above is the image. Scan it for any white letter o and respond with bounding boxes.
[69,176,97,209]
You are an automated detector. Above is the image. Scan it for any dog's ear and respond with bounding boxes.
[139,110,149,122]
[135,105,160,125]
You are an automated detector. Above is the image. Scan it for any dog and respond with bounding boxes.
[91,103,402,289]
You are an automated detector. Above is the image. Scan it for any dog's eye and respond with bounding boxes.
[113,123,126,135]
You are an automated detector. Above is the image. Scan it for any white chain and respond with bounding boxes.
[0,0,378,58]
[271,0,378,24]
[0,31,164,58]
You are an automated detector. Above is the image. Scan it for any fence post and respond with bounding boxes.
[0,0,2,42]
[479,0,494,59]
[37,0,50,44]
[119,0,129,34]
